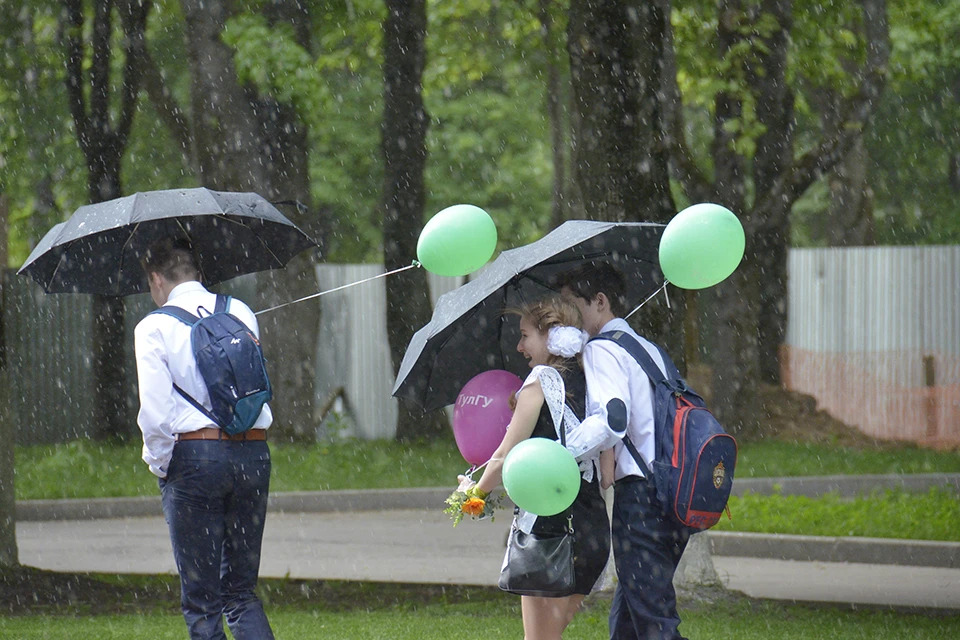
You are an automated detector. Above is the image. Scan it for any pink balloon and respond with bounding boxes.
[453,370,524,465]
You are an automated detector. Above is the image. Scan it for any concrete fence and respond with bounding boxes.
[783,246,960,447]
[6,245,959,446]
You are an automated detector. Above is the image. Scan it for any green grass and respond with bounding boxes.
[1,591,958,639]
[13,438,471,500]
[13,438,960,541]
[735,440,960,478]
[14,438,960,501]
[714,487,960,541]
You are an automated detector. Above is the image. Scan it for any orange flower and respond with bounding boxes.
[461,497,486,517]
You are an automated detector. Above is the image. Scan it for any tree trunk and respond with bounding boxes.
[817,91,876,247]
[567,0,681,356]
[63,0,149,441]
[674,532,720,590]
[539,0,567,230]
[750,0,887,385]
[825,137,876,246]
[750,0,794,386]
[180,0,265,192]
[0,194,18,567]
[90,170,130,442]
[567,0,674,223]
[252,0,321,441]
[707,0,755,431]
[179,0,321,439]
[254,98,321,440]
[696,0,887,428]
[382,0,448,441]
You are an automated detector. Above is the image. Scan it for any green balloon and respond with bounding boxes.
[502,437,580,516]
[659,203,745,289]
[417,204,498,277]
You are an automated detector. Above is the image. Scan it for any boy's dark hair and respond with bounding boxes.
[554,262,628,317]
[141,236,200,283]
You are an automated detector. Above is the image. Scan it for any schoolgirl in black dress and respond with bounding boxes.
[526,361,610,596]
[460,296,610,639]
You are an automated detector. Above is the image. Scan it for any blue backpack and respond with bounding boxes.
[591,331,737,531]
[151,295,272,435]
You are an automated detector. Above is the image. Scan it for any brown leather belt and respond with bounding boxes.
[176,427,267,442]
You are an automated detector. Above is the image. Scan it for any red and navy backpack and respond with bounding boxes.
[591,331,737,531]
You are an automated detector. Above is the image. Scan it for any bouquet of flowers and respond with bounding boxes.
[444,473,503,527]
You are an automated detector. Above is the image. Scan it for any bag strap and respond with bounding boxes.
[150,304,200,326]
[148,301,223,427]
[621,433,647,471]
[590,331,680,385]
[214,294,231,314]
[172,383,221,427]
[589,330,673,473]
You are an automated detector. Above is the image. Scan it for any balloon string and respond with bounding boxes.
[464,456,503,479]
[255,261,421,316]
[625,280,670,319]
[465,460,489,479]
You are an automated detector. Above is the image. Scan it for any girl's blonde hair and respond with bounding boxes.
[507,295,583,371]
[506,296,583,411]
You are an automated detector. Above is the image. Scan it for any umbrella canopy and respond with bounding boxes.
[392,220,664,412]
[18,188,318,296]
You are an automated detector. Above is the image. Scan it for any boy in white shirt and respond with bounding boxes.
[136,236,275,640]
[559,262,690,640]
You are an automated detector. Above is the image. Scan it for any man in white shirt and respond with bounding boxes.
[559,262,690,640]
[135,236,275,640]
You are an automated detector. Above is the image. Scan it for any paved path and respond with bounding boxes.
[17,509,960,610]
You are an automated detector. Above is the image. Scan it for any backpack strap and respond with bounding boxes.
[149,305,200,326]
[619,434,647,472]
[214,294,231,314]
[147,302,223,428]
[171,384,221,427]
[591,331,679,386]
[588,331,674,474]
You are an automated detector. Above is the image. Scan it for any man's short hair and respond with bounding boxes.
[554,262,628,317]
[141,236,200,283]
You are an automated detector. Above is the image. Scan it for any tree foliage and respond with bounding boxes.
[867,0,960,244]
[3,0,956,262]
[0,0,956,445]
[1,1,87,262]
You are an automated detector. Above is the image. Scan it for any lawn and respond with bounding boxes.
[14,438,960,501]
[1,576,958,639]
[713,486,960,541]
[735,440,960,477]
[13,437,960,541]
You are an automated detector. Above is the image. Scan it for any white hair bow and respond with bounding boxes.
[546,326,589,358]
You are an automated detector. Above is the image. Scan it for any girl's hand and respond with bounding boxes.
[456,474,476,493]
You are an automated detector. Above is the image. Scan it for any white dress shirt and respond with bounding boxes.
[581,318,666,481]
[134,281,272,478]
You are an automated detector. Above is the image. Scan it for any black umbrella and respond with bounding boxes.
[17,188,317,296]
[392,220,665,412]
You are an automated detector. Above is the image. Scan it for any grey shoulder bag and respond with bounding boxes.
[498,374,577,597]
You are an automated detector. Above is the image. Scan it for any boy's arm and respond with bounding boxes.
[599,448,616,490]
[565,341,631,461]
[134,321,176,478]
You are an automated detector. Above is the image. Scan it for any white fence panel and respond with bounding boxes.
[314,265,463,439]
[785,246,960,446]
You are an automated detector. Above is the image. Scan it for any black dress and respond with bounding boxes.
[526,360,611,596]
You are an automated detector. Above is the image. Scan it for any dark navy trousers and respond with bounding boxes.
[160,440,274,640]
[609,476,691,640]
